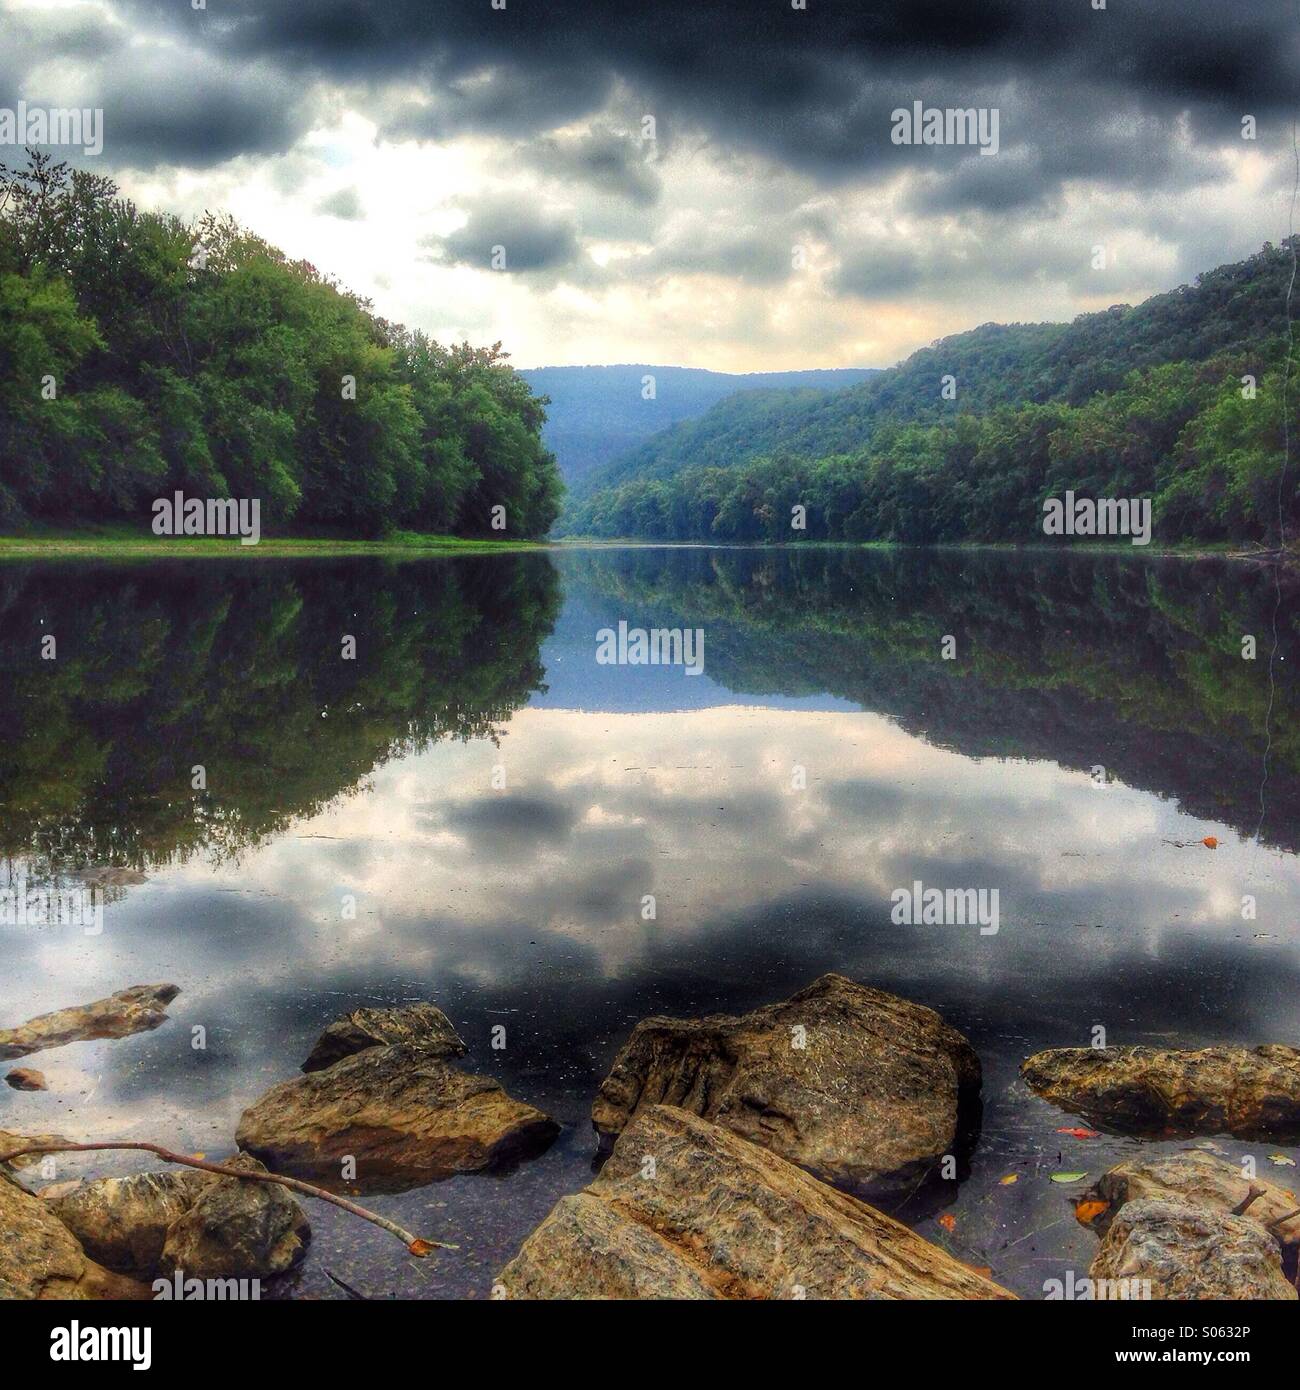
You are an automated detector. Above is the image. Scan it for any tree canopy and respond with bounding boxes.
[0,152,563,539]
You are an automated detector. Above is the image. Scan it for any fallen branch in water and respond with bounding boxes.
[0,1141,455,1257]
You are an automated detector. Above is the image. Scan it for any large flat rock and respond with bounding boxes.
[0,984,180,1060]
[302,1003,467,1072]
[497,1104,1014,1300]
[236,1043,558,1189]
[1091,1197,1296,1300]
[592,973,980,1193]
[1021,1044,1300,1138]
[0,1172,148,1300]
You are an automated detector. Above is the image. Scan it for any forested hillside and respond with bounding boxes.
[0,153,562,538]
[563,243,1298,544]
[520,364,876,483]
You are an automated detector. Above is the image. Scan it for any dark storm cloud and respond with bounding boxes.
[524,128,661,207]
[426,193,582,275]
[425,792,579,851]
[6,3,128,62]
[94,49,316,168]
[103,0,1297,195]
[386,62,614,144]
[830,245,923,301]
[0,7,314,171]
[618,216,794,285]
[315,185,364,219]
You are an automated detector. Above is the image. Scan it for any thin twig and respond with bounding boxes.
[0,1141,456,1256]
[1231,1184,1265,1217]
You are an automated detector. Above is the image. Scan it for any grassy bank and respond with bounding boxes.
[0,525,549,559]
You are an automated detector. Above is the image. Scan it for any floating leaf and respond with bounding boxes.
[937,1212,957,1232]
[1074,1198,1110,1225]
[408,1238,435,1257]
[1056,1127,1100,1139]
[999,1173,1019,1186]
[1051,1171,1088,1183]
[192,1152,206,1161]
[1202,836,1218,849]
[1268,1154,1297,1167]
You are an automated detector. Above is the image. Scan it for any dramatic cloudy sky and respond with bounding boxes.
[3,0,1297,369]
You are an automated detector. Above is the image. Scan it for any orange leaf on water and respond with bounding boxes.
[1056,1127,1101,1139]
[999,1173,1019,1185]
[1202,836,1219,849]
[408,1238,434,1258]
[937,1212,957,1232]
[1074,1198,1110,1225]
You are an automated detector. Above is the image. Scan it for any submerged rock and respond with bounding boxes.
[592,973,980,1194]
[5,1068,47,1091]
[45,1156,309,1281]
[1090,1197,1296,1300]
[0,1171,148,1300]
[0,983,180,1061]
[0,1128,70,1175]
[1080,1150,1300,1239]
[497,1104,1014,1300]
[302,1003,467,1072]
[1021,1044,1300,1138]
[237,1043,557,1188]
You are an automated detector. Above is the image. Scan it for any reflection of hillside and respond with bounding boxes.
[0,556,560,869]
[561,546,1300,852]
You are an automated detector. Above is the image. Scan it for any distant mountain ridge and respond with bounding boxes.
[519,364,877,484]
[569,244,1291,506]
[559,241,1298,546]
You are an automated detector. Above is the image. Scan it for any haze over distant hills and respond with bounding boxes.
[519,365,877,484]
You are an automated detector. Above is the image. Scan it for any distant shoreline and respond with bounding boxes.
[553,537,1297,565]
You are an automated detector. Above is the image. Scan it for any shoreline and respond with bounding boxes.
[0,532,1293,567]
[557,536,1299,565]
[0,531,550,560]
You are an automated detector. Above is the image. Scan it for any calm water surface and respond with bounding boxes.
[1,546,1298,1298]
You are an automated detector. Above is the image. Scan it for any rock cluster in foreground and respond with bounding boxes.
[1079,1151,1299,1300]
[0,984,181,1061]
[592,972,980,1194]
[497,1104,1014,1300]
[1020,1044,1300,1138]
[238,1004,557,1189]
[1081,1150,1300,1237]
[45,1154,311,1281]
[1092,1198,1296,1300]
[0,1171,148,1300]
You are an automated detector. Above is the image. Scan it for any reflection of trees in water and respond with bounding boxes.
[0,556,560,869]
[565,546,1300,851]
